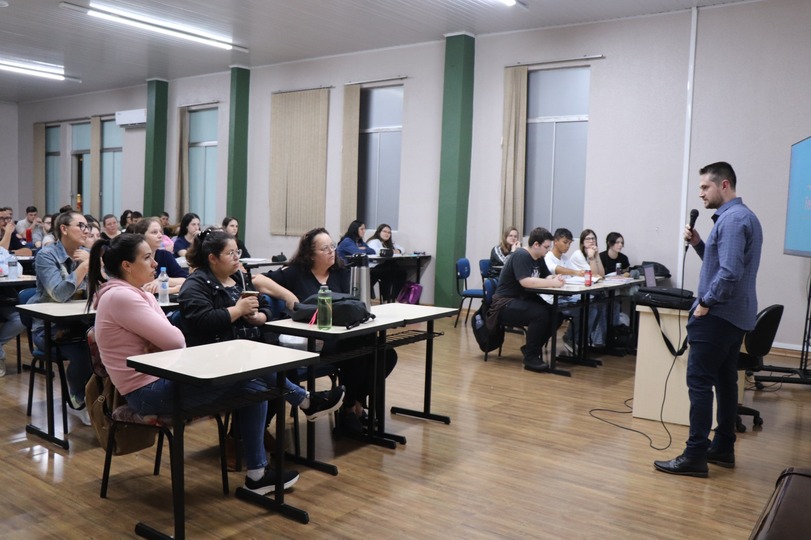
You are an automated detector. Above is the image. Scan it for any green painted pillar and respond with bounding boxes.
[143,79,168,216]
[227,67,250,226]
[435,34,475,307]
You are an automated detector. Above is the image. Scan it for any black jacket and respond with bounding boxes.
[177,266,271,347]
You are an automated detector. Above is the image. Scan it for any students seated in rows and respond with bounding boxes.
[599,232,631,274]
[489,226,521,278]
[29,210,93,425]
[336,219,375,264]
[34,214,55,248]
[222,216,251,259]
[88,233,300,494]
[544,228,586,279]
[132,217,187,295]
[84,221,101,250]
[119,209,133,231]
[486,227,564,373]
[100,214,121,241]
[0,207,30,252]
[173,212,200,258]
[177,228,343,419]
[15,205,42,242]
[253,227,398,435]
[366,223,407,303]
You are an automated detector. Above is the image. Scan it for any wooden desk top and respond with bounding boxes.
[371,303,456,323]
[265,312,404,339]
[17,300,178,320]
[0,274,37,286]
[128,340,319,385]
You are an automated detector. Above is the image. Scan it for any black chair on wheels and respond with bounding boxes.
[736,304,784,433]
[455,258,483,328]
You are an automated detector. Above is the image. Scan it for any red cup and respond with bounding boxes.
[25,228,32,242]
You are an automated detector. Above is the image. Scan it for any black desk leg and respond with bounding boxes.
[556,294,601,369]
[391,320,451,424]
[547,296,572,377]
[236,372,310,524]
[25,319,70,450]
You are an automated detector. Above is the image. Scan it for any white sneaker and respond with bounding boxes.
[0,358,6,378]
[67,406,92,426]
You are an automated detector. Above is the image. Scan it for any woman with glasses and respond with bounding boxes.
[33,214,56,248]
[177,229,344,419]
[366,223,407,303]
[172,212,201,258]
[253,227,398,436]
[28,211,93,424]
[132,217,187,295]
[568,228,608,348]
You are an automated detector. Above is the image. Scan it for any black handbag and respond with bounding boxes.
[290,292,375,329]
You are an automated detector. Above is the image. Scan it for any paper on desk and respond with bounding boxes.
[240,258,267,264]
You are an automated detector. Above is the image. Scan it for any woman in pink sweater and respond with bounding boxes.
[87,233,298,495]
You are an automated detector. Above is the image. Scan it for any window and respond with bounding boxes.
[358,86,403,228]
[45,126,61,214]
[188,108,218,226]
[71,122,91,212]
[101,119,123,216]
[523,67,590,234]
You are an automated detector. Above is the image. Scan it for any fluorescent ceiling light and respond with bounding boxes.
[496,0,528,7]
[497,0,517,5]
[0,58,81,82]
[59,1,249,53]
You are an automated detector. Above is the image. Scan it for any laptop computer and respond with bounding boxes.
[642,263,657,287]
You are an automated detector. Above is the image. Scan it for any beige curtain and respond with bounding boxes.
[33,123,46,212]
[340,84,361,228]
[269,88,330,236]
[89,116,101,218]
[175,106,190,222]
[500,66,528,233]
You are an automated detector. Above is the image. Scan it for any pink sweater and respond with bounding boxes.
[94,278,186,395]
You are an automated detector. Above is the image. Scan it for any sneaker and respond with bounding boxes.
[68,393,85,410]
[0,358,6,378]
[302,386,345,422]
[244,468,300,496]
[67,407,92,426]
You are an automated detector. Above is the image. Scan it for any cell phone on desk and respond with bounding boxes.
[240,290,260,299]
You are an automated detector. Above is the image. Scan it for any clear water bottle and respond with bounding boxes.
[158,267,170,304]
[7,253,19,279]
[317,285,332,330]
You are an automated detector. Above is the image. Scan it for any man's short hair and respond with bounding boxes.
[699,161,736,190]
[553,228,573,241]
[528,227,553,246]
[26,206,37,214]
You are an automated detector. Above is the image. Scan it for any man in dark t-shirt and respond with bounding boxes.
[491,227,565,372]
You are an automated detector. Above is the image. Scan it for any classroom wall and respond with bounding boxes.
[10,0,810,347]
[0,102,19,204]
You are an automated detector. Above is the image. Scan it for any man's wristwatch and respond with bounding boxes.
[698,298,709,308]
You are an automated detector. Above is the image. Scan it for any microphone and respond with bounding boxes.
[685,209,699,251]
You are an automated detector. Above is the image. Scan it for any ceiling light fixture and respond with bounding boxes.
[0,58,81,82]
[59,1,249,53]
[496,0,528,7]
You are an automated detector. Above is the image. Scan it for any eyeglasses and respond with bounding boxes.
[541,243,552,250]
[223,249,243,259]
[0,216,11,222]
[73,222,89,232]
[584,236,596,241]
[317,243,337,254]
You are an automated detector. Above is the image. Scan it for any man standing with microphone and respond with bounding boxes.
[654,161,762,477]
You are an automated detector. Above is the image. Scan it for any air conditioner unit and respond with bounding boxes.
[115,108,147,127]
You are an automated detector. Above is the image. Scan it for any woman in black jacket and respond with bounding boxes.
[178,228,343,418]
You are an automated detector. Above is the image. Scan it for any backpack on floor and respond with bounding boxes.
[472,305,504,353]
[396,281,423,304]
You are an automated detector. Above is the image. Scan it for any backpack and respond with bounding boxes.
[396,281,423,304]
[634,287,695,311]
[472,305,505,353]
[291,291,375,329]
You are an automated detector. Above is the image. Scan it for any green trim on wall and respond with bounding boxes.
[143,79,168,216]
[227,67,250,227]
[435,34,475,308]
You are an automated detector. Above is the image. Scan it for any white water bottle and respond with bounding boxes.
[158,267,170,304]
[7,253,19,279]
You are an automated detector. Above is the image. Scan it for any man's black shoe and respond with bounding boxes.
[523,357,549,373]
[706,449,735,468]
[653,454,708,477]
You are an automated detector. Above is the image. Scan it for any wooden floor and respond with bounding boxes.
[1,316,810,539]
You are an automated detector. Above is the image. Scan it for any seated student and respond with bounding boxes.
[130,211,143,224]
[0,207,30,252]
[336,220,375,264]
[119,209,133,231]
[100,214,121,241]
[132,217,187,295]
[88,233,301,494]
[252,227,397,435]
[15,206,41,236]
[84,221,102,250]
[222,216,251,259]
[177,228,343,419]
[0,287,26,377]
[160,212,174,237]
[487,227,565,373]
[33,214,55,248]
[28,211,93,425]
[173,212,200,258]
[599,232,631,274]
[366,223,407,302]
[489,226,521,278]
[569,229,608,347]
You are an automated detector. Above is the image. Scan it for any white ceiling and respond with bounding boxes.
[0,0,754,104]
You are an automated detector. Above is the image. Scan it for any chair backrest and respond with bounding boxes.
[483,278,498,305]
[478,259,491,282]
[743,304,784,359]
[456,258,471,294]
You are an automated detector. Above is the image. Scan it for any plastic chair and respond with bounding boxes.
[478,259,491,285]
[455,258,484,328]
[736,304,784,432]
